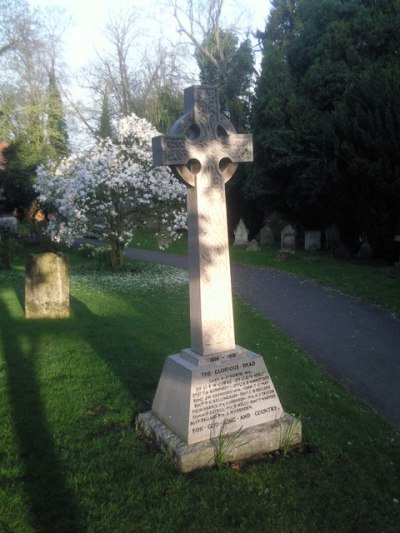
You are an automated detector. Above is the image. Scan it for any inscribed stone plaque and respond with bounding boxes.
[25,253,70,319]
[152,347,284,445]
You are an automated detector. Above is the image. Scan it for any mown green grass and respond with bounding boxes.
[0,248,399,532]
[131,229,400,316]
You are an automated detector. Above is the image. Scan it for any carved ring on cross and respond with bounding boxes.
[167,112,239,188]
[152,86,253,188]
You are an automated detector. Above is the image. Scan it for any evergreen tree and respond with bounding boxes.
[248,0,400,256]
[0,141,38,214]
[47,70,69,159]
[196,29,254,132]
[195,28,258,235]
[98,88,113,139]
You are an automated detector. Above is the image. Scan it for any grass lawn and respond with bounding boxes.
[131,230,400,317]
[0,246,399,532]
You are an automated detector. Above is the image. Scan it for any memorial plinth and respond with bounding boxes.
[138,86,301,471]
[152,347,283,445]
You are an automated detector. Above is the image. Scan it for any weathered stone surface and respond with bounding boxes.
[25,253,70,319]
[138,411,301,473]
[247,239,261,252]
[233,219,249,246]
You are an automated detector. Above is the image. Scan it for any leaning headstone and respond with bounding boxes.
[25,253,70,319]
[139,85,301,472]
[281,224,297,253]
[233,219,249,246]
[304,230,321,252]
[260,224,274,245]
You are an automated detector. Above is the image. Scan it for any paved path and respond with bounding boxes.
[127,247,400,430]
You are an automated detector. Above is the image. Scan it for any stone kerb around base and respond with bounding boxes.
[138,411,301,473]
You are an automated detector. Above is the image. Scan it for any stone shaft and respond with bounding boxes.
[187,173,234,355]
[152,86,253,356]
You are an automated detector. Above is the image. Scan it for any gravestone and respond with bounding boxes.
[233,219,249,245]
[139,86,301,472]
[260,224,274,245]
[0,216,17,235]
[281,224,297,253]
[247,239,261,252]
[25,253,70,319]
[304,230,321,252]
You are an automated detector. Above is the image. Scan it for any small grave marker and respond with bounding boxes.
[25,253,70,319]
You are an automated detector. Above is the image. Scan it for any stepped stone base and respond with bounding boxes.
[138,411,301,473]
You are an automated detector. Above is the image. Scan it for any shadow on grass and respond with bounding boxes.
[0,297,85,533]
[0,267,187,530]
[12,268,160,391]
[69,294,180,411]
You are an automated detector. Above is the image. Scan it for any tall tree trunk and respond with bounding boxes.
[111,240,124,270]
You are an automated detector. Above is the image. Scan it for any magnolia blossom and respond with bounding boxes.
[35,114,187,253]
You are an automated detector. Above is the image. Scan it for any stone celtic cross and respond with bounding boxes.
[152,86,253,356]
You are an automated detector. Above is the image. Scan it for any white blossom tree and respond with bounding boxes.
[35,113,187,269]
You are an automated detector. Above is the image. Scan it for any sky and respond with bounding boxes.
[27,0,272,147]
[29,0,272,72]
